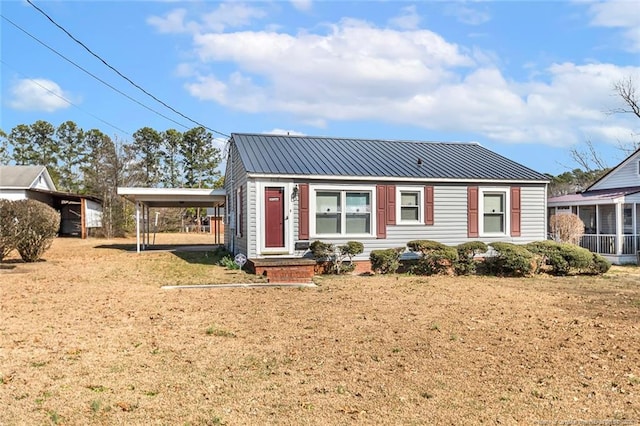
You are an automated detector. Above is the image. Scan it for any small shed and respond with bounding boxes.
[0,165,103,238]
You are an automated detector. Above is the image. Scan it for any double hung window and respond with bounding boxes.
[314,189,372,236]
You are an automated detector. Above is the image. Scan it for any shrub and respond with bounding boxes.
[13,199,60,262]
[549,213,584,245]
[407,240,458,275]
[589,253,611,275]
[370,247,404,274]
[0,199,20,261]
[309,240,364,274]
[406,240,447,254]
[487,242,536,277]
[455,241,488,275]
[527,240,594,276]
[218,255,240,270]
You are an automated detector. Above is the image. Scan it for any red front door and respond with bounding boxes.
[265,187,284,248]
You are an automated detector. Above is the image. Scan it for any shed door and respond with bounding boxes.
[265,187,285,248]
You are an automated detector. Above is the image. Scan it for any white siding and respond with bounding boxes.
[224,142,249,256]
[296,183,547,260]
[0,190,27,200]
[517,185,547,243]
[590,151,640,191]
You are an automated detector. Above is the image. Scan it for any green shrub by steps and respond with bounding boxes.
[309,240,364,274]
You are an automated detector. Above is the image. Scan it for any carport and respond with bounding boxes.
[117,187,226,253]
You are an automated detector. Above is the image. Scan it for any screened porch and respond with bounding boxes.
[548,195,640,264]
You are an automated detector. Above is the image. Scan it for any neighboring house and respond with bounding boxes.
[225,133,549,266]
[548,148,640,264]
[0,165,102,238]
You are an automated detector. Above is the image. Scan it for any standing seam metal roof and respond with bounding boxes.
[231,133,548,181]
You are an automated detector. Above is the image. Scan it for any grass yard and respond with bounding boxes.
[1,234,639,425]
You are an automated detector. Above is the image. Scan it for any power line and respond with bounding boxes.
[1,14,191,131]
[0,59,132,136]
[26,0,230,138]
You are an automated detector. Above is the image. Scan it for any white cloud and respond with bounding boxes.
[8,78,71,112]
[148,3,266,34]
[290,0,312,12]
[266,129,306,136]
[389,5,421,30]
[172,9,638,148]
[444,4,491,26]
[587,0,640,51]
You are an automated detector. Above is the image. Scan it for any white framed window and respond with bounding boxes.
[480,188,509,235]
[396,186,424,224]
[311,186,374,237]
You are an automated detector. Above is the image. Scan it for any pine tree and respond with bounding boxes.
[161,129,183,187]
[180,127,222,188]
[56,121,85,192]
[132,127,163,187]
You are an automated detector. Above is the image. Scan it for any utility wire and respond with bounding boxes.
[1,14,191,131]
[0,59,132,136]
[26,0,230,138]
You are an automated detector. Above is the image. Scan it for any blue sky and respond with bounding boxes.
[1,0,639,176]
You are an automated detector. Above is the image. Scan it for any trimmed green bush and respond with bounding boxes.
[370,247,404,274]
[0,199,20,261]
[589,253,611,275]
[407,240,447,254]
[527,240,596,276]
[487,242,536,277]
[13,199,60,262]
[455,241,488,275]
[309,240,364,274]
[407,240,459,275]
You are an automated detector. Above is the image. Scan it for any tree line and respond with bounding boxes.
[0,121,224,237]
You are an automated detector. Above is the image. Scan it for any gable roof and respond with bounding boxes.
[585,146,640,191]
[0,165,56,190]
[231,133,548,181]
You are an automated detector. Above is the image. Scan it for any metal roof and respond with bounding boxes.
[231,133,548,181]
[548,186,640,205]
[117,187,226,208]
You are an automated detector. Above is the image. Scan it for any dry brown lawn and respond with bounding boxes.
[1,234,639,425]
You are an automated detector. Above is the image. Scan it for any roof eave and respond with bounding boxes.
[246,172,549,184]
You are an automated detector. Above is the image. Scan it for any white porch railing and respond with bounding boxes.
[579,234,640,255]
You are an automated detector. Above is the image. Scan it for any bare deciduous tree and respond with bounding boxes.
[550,213,585,245]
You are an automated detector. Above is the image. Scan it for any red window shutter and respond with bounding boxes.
[424,185,434,225]
[467,186,479,238]
[376,185,387,238]
[386,185,396,225]
[298,184,309,240]
[510,186,521,237]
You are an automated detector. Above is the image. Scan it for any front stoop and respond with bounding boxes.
[246,258,317,283]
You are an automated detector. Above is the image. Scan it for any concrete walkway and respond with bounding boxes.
[161,282,317,290]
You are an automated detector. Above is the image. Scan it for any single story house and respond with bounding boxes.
[0,165,102,238]
[548,147,640,264]
[225,133,549,272]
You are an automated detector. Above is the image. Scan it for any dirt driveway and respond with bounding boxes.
[1,235,639,425]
